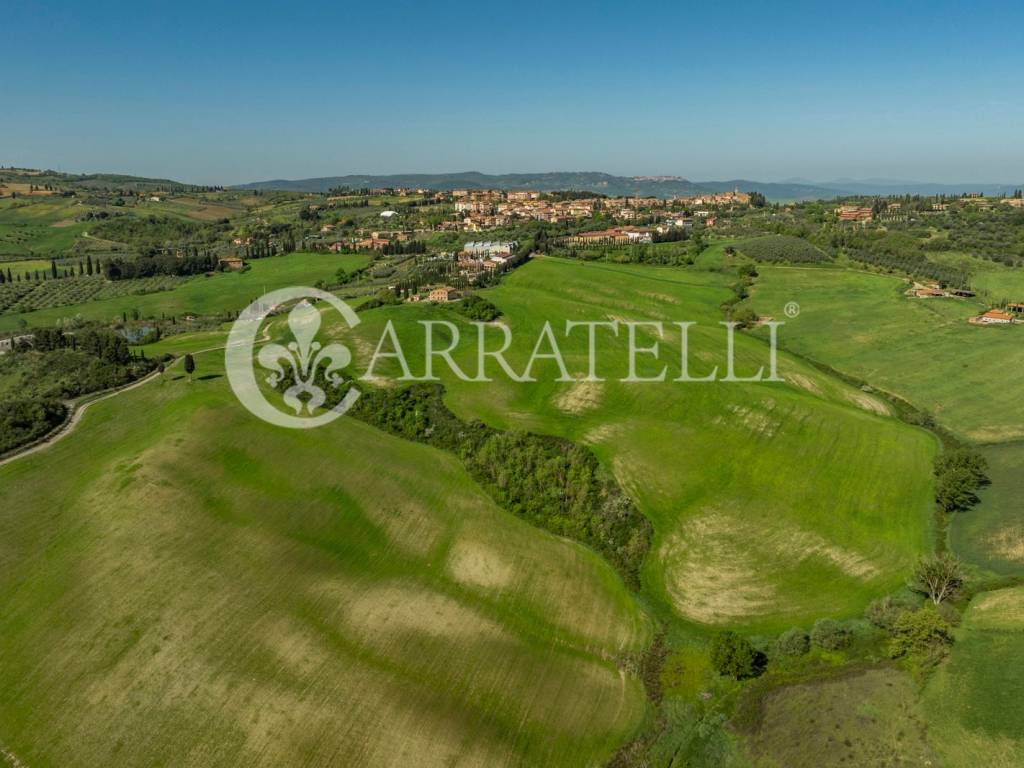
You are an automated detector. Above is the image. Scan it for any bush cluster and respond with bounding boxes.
[344,384,653,587]
[810,619,851,650]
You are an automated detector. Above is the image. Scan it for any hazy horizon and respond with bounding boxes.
[5,0,1023,186]
[5,163,1024,190]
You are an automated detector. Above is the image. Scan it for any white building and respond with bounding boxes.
[463,241,518,257]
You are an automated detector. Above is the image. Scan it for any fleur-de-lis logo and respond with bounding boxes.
[257,300,351,414]
[226,287,361,429]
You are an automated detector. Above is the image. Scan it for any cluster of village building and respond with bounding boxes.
[442,188,749,232]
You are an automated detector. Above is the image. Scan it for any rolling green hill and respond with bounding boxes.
[747,264,1023,443]
[0,345,648,767]
[336,257,936,632]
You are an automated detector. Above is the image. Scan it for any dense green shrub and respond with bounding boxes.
[810,619,851,650]
[737,263,758,278]
[865,594,919,631]
[0,398,66,454]
[731,306,759,329]
[888,606,954,661]
[710,631,766,679]
[934,449,988,512]
[455,294,502,322]
[774,627,810,657]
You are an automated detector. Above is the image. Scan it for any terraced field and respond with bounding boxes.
[0,346,648,767]
[922,586,1024,768]
[338,257,936,632]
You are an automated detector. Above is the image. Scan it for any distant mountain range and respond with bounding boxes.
[232,171,1024,201]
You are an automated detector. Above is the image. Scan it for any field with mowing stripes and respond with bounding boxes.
[922,586,1024,768]
[337,257,936,632]
[0,346,648,768]
[747,265,1024,442]
[949,442,1024,574]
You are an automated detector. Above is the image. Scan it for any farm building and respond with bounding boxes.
[218,256,245,270]
[970,309,1015,325]
[428,286,459,303]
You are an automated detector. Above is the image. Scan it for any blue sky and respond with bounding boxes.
[4,0,1023,185]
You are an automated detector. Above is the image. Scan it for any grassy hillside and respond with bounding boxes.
[0,252,367,331]
[922,586,1024,768]
[338,257,936,632]
[747,265,1023,442]
[0,197,91,257]
[0,345,649,767]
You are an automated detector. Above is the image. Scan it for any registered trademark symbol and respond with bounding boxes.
[784,301,801,319]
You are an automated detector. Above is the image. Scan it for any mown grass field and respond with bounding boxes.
[922,586,1024,768]
[949,441,1024,574]
[337,257,936,633]
[0,252,367,331]
[747,265,1024,442]
[0,345,649,767]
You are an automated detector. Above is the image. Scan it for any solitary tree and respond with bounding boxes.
[911,553,966,605]
[183,353,195,383]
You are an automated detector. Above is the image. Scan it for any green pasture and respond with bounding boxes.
[745,668,936,767]
[0,252,368,331]
[925,250,1024,303]
[949,442,1024,574]
[0,197,91,257]
[747,265,1024,442]
[0,346,648,767]
[333,257,936,632]
[922,586,1024,768]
